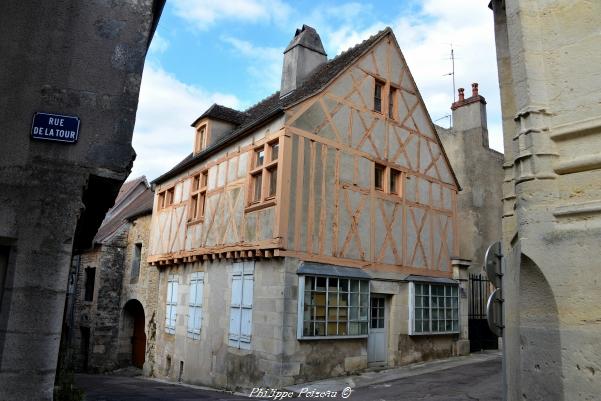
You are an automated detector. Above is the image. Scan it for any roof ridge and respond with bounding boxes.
[243,91,280,114]
[329,26,391,61]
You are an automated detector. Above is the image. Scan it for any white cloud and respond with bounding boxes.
[170,0,292,30]
[221,36,283,96]
[148,32,169,55]
[130,64,241,180]
[311,0,503,153]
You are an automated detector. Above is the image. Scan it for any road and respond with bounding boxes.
[76,355,501,401]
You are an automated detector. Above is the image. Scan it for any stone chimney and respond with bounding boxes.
[451,82,489,147]
[280,25,327,97]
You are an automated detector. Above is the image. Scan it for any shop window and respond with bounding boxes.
[410,282,459,335]
[299,275,369,338]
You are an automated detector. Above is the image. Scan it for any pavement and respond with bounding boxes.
[75,351,501,400]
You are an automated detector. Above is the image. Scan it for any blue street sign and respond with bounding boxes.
[31,112,80,143]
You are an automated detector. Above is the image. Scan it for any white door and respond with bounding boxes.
[368,295,387,364]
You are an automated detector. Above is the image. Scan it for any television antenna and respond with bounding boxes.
[442,43,456,102]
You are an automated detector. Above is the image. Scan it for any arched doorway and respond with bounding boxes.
[122,299,146,368]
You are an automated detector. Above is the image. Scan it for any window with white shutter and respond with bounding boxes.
[165,274,179,334]
[187,272,204,340]
[228,261,254,349]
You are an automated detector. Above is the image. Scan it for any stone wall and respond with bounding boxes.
[0,2,163,398]
[437,90,504,273]
[490,1,601,400]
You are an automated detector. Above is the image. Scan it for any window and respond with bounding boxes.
[84,267,95,302]
[247,139,279,207]
[374,80,384,113]
[189,170,208,222]
[195,125,207,153]
[410,282,459,335]
[158,187,175,209]
[390,169,401,195]
[187,272,204,340]
[252,172,262,202]
[374,163,385,190]
[371,296,385,329]
[165,274,179,334]
[299,276,369,338]
[229,262,254,349]
[374,165,403,196]
[130,243,142,283]
[388,87,397,119]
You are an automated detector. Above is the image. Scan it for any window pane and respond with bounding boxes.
[316,277,327,291]
[390,170,400,194]
[328,292,338,306]
[270,142,279,161]
[339,279,349,292]
[338,322,348,336]
[255,148,264,167]
[350,280,360,293]
[389,88,396,119]
[268,167,277,197]
[253,172,262,202]
[314,322,325,336]
[374,81,383,112]
[303,322,314,337]
[305,276,314,290]
[374,164,385,190]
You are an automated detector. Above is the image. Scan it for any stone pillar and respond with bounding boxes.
[452,257,471,356]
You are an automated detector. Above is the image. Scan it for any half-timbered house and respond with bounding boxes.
[147,25,469,389]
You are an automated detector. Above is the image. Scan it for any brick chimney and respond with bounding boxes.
[451,82,489,147]
[280,25,327,97]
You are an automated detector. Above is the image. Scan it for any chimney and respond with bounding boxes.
[280,25,327,97]
[451,82,489,147]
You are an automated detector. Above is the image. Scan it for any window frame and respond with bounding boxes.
[84,267,96,302]
[130,243,142,284]
[158,186,175,210]
[373,164,403,198]
[246,138,279,212]
[388,85,398,120]
[194,124,208,154]
[374,79,384,113]
[188,170,208,223]
[297,275,370,340]
[408,282,460,336]
[187,272,204,340]
[165,274,179,335]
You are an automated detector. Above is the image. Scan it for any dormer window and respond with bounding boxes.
[194,125,207,154]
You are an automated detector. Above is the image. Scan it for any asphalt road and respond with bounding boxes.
[76,357,501,401]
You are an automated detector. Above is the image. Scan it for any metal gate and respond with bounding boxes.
[468,274,498,352]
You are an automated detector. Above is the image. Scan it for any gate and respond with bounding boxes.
[468,274,498,352]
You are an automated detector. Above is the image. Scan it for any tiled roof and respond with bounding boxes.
[94,177,154,244]
[153,27,392,185]
[191,104,249,127]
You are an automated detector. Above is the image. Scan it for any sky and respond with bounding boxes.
[131,0,503,181]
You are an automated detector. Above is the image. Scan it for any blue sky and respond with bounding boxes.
[131,0,503,180]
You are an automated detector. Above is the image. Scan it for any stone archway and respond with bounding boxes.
[122,299,146,368]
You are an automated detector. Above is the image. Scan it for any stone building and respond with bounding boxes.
[437,85,504,275]
[65,177,158,374]
[147,26,472,391]
[0,2,164,399]
[489,1,601,400]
